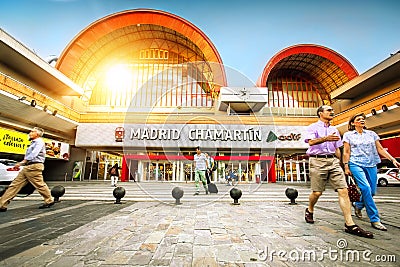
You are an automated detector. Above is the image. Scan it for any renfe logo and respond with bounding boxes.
[115,127,125,142]
[266,131,301,142]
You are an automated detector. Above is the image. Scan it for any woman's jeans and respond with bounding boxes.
[349,163,380,223]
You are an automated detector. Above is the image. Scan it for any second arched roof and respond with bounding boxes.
[257,44,359,94]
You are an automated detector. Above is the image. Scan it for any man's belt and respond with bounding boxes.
[309,154,336,158]
[25,161,43,165]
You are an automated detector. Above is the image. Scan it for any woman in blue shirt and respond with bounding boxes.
[343,113,400,231]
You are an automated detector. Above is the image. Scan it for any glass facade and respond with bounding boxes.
[76,24,217,108]
[86,62,214,108]
[267,74,325,108]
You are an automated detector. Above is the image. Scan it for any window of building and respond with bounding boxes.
[267,75,325,108]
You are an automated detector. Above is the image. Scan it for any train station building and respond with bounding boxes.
[1,9,399,184]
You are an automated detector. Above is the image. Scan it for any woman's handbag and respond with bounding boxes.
[347,175,361,202]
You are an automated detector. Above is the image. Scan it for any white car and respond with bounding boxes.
[377,168,400,187]
[0,159,23,184]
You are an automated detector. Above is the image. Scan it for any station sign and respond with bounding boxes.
[76,123,309,149]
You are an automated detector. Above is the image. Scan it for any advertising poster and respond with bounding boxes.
[0,127,70,160]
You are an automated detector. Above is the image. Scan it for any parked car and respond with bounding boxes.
[377,168,400,187]
[0,159,23,184]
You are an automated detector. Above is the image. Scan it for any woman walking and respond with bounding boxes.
[108,163,120,187]
[343,113,400,231]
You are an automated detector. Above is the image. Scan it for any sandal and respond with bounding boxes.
[354,207,363,219]
[345,224,374,238]
[305,208,314,224]
[371,222,387,231]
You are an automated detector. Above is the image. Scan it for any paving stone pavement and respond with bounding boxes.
[0,182,399,266]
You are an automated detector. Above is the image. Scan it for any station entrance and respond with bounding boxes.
[122,155,276,183]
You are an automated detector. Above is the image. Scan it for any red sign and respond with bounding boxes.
[115,127,125,142]
[381,137,400,158]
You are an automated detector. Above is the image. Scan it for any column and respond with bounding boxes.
[238,162,242,182]
[104,161,109,181]
[180,161,184,182]
[172,161,176,182]
[155,162,159,181]
[138,160,143,182]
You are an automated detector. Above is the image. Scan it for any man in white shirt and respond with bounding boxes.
[193,146,209,195]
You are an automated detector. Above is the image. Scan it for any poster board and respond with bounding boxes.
[0,127,70,160]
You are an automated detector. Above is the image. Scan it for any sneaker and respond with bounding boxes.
[39,202,55,209]
[371,222,387,231]
[205,190,209,195]
[305,208,314,224]
[354,207,363,219]
[193,192,199,196]
[345,224,374,238]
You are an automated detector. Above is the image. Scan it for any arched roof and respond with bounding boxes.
[257,44,358,94]
[55,9,226,89]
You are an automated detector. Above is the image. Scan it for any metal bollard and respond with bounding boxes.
[1,183,35,198]
[285,188,298,205]
[230,187,242,205]
[18,182,36,196]
[113,186,126,204]
[51,185,65,202]
[172,187,184,205]
[0,185,6,197]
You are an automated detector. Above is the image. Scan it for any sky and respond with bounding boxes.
[1,0,399,84]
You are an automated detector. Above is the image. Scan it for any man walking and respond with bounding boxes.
[0,127,54,211]
[193,146,209,195]
[304,105,373,238]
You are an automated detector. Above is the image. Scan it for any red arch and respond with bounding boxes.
[257,44,358,87]
[56,9,226,87]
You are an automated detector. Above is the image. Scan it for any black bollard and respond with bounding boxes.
[230,187,242,205]
[113,186,126,204]
[51,185,65,203]
[285,188,298,205]
[17,182,35,197]
[172,187,184,205]
[0,185,6,197]
[1,183,35,198]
